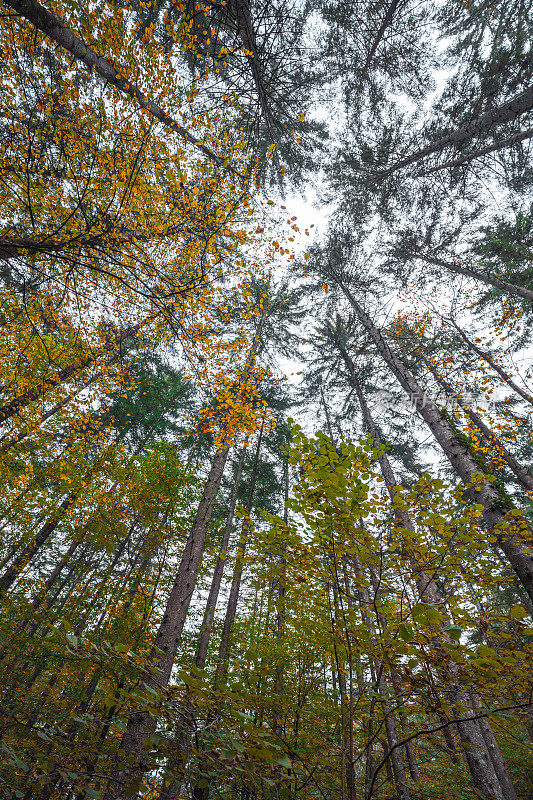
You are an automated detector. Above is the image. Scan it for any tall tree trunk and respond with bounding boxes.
[357,578,410,800]
[423,126,533,174]
[195,446,247,671]
[414,251,533,303]
[0,370,106,454]
[0,491,83,597]
[102,444,230,800]
[332,281,533,602]
[336,338,517,799]
[373,83,533,179]
[0,322,140,425]
[158,447,246,800]
[213,424,264,692]
[447,318,533,406]
[360,0,402,81]
[272,457,289,738]
[190,424,264,800]
[425,362,533,492]
[3,0,225,169]
[470,690,518,800]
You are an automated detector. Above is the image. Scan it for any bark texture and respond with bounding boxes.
[102,445,229,800]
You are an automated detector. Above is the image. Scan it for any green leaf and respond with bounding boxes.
[509,605,528,620]
[444,625,462,641]
[398,623,414,642]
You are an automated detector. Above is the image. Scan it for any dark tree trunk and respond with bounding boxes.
[414,251,533,303]
[0,492,81,597]
[334,334,517,799]
[195,446,247,671]
[157,447,246,800]
[333,279,533,603]
[102,445,229,800]
[426,363,533,493]
[0,370,105,454]
[2,0,224,168]
[373,83,533,179]
[0,322,140,425]
[213,427,263,691]
[448,318,533,406]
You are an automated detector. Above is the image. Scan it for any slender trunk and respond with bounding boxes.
[157,448,246,800]
[190,425,264,800]
[343,349,516,798]
[423,126,533,174]
[195,447,247,671]
[437,705,462,765]
[357,578,410,800]
[0,370,106,454]
[448,318,533,406]
[0,322,140,425]
[415,251,533,303]
[373,83,533,179]
[448,673,505,800]
[470,690,518,800]
[102,444,229,800]
[213,425,264,690]
[330,581,356,800]
[273,457,289,738]
[334,282,533,602]
[360,0,401,79]
[426,362,533,492]
[0,491,81,597]
[3,0,226,169]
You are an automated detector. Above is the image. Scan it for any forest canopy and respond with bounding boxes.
[0,1,532,799]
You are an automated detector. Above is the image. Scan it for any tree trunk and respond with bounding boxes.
[470,690,518,800]
[449,676,505,800]
[189,425,264,800]
[0,370,106,454]
[425,362,533,493]
[373,83,533,179]
[338,341,517,798]
[360,0,402,80]
[213,425,264,690]
[415,251,533,303]
[102,444,229,800]
[448,318,533,406]
[272,457,289,738]
[195,446,247,671]
[334,280,533,603]
[423,126,533,174]
[357,578,410,800]
[0,322,140,425]
[157,447,246,800]
[3,0,225,169]
[0,491,81,597]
